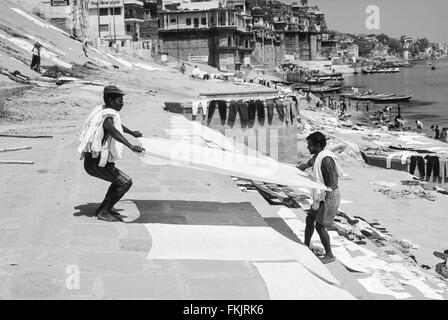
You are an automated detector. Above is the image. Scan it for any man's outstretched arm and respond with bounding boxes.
[104,118,144,153]
[122,124,142,138]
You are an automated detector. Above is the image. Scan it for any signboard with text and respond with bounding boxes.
[51,0,69,6]
[89,0,123,8]
[188,55,208,63]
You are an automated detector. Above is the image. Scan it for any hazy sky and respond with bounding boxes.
[282,0,447,43]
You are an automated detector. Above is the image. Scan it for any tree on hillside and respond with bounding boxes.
[417,38,429,52]
[410,43,420,57]
[357,41,375,57]
[376,33,389,44]
[388,38,403,54]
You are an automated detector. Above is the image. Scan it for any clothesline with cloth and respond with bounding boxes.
[369,148,448,183]
[190,93,304,129]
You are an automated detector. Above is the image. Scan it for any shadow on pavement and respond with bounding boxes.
[73,200,303,244]
[73,203,100,218]
[127,200,265,226]
[73,202,124,218]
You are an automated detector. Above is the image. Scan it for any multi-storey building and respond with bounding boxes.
[124,0,145,40]
[281,3,326,61]
[158,0,255,70]
[401,35,413,60]
[44,0,73,35]
[86,0,132,49]
[251,6,277,65]
[140,0,160,55]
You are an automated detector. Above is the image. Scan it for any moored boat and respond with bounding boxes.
[295,85,342,93]
[370,94,413,103]
[302,78,325,85]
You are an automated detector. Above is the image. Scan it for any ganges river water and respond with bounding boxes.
[344,58,448,137]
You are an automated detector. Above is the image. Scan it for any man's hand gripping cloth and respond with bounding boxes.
[77,105,124,167]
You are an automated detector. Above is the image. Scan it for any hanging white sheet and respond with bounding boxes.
[138,137,328,191]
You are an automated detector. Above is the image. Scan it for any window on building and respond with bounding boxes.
[211,16,214,24]
[201,17,206,25]
[99,24,109,32]
[126,24,131,32]
[186,18,191,25]
[170,18,176,24]
[193,18,199,28]
[111,7,121,15]
[99,8,108,16]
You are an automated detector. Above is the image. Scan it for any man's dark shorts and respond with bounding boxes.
[83,152,131,186]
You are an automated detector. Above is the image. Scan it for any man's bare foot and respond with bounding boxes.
[320,255,336,264]
[94,203,106,216]
[97,210,123,222]
[95,205,125,219]
[309,246,325,257]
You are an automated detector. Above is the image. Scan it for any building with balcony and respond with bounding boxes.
[87,0,132,49]
[261,1,331,62]
[401,35,413,60]
[251,6,278,65]
[124,0,145,40]
[158,1,255,70]
[141,0,160,55]
[42,0,73,35]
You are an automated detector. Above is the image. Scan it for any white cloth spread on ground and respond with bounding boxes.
[358,277,412,299]
[144,223,340,285]
[138,137,328,191]
[77,105,123,167]
[311,149,344,203]
[253,262,355,300]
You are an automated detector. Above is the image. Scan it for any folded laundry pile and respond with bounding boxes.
[232,177,308,208]
[370,180,437,201]
[331,212,392,245]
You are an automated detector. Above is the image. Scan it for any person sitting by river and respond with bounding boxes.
[440,128,448,142]
[415,120,424,132]
[393,116,404,130]
[191,65,201,78]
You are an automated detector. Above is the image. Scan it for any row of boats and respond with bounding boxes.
[339,92,413,103]
[361,67,400,74]
[294,72,344,93]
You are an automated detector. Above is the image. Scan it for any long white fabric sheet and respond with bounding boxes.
[253,262,354,300]
[144,223,340,285]
[138,137,327,190]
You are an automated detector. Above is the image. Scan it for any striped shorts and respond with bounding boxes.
[83,152,131,187]
[316,189,341,227]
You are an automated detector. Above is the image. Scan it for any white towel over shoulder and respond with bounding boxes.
[311,150,344,202]
[77,105,124,167]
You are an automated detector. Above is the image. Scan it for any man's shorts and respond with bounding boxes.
[316,189,341,227]
[83,152,131,187]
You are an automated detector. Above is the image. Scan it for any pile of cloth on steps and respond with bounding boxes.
[369,180,438,201]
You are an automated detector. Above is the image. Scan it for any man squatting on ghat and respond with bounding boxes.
[78,85,145,222]
[297,132,344,264]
